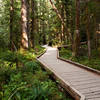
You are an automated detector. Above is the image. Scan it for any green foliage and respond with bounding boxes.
[60,47,100,71]
[24,61,39,73]
[1,0,100,99]
[0,65,71,100]
[0,46,72,100]
[34,70,49,82]
[0,51,17,63]
[31,45,46,57]
[59,48,72,59]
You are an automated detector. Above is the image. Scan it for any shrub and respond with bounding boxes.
[24,61,39,73]
[0,51,17,63]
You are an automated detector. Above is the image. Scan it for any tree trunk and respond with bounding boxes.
[10,0,14,51]
[27,0,30,48]
[61,3,65,43]
[94,16,98,50]
[43,21,46,45]
[72,0,80,57]
[21,0,29,49]
[30,0,35,48]
[49,0,72,45]
[42,1,46,45]
[86,2,91,59]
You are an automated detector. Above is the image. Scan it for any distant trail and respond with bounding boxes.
[38,46,100,100]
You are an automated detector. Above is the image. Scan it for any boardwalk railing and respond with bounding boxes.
[57,48,100,76]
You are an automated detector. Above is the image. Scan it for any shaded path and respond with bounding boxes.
[38,46,100,100]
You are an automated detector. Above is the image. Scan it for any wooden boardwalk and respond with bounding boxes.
[38,46,100,100]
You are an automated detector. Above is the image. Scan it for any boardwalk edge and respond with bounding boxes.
[37,48,47,58]
[37,59,85,100]
[57,48,100,76]
[37,47,85,100]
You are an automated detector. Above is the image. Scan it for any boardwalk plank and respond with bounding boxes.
[38,46,100,100]
[86,94,100,99]
[80,86,100,94]
[85,91,100,96]
[74,83,100,90]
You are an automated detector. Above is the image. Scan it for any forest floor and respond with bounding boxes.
[59,47,100,71]
[0,46,72,100]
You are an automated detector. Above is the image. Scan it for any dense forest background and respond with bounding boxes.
[0,0,100,58]
[0,0,100,99]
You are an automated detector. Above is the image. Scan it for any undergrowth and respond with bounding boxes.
[0,46,72,100]
[59,47,100,71]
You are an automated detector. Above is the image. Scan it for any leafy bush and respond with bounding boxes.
[24,61,39,73]
[0,66,14,85]
[0,51,17,63]
[59,48,72,59]
[0,36,8,49]
[33,70,49,82]
[60,47,100,71]
[30,45,45,57]
[0,47,72,100]
[0,68,70,100]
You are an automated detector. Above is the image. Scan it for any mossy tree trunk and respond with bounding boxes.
[10,0,14,51]
[72,0,80,57]
[85,1,91,59]
[30,0,35,48]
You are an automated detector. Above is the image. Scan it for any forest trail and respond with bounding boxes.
[38,46,100,100]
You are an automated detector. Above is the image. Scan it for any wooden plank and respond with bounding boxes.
[74,83,100,90]
[71,77,99,83]
[72,79,100,86]
[38,59,84,100]
[57,50,100,76]
[63,74,94,81]
[84,90,100,96]
[87,98,100,100]
[86,94,100,100]
[38,46,100,100]
[80,86,100,94]
[62,71,88,76]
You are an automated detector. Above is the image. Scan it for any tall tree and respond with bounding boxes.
[10,0,14,51]
[27,0,30,48]
[49,0,66,44]
[85,0,91,59]
[72,0,80,57]
[61,1,65,43]
[21,0,29,49]
[30,0,35,48]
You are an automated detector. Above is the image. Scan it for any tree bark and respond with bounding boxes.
[27,0,30,48]
[49,0,64,25]
[72,0,80,57]
[21,0,29,49]
[61,3,65,43]
[86,1,91,59]
[30,0,35,48]
[42,21,46,45]
[10,0,14,51]
[49,0,72,45]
